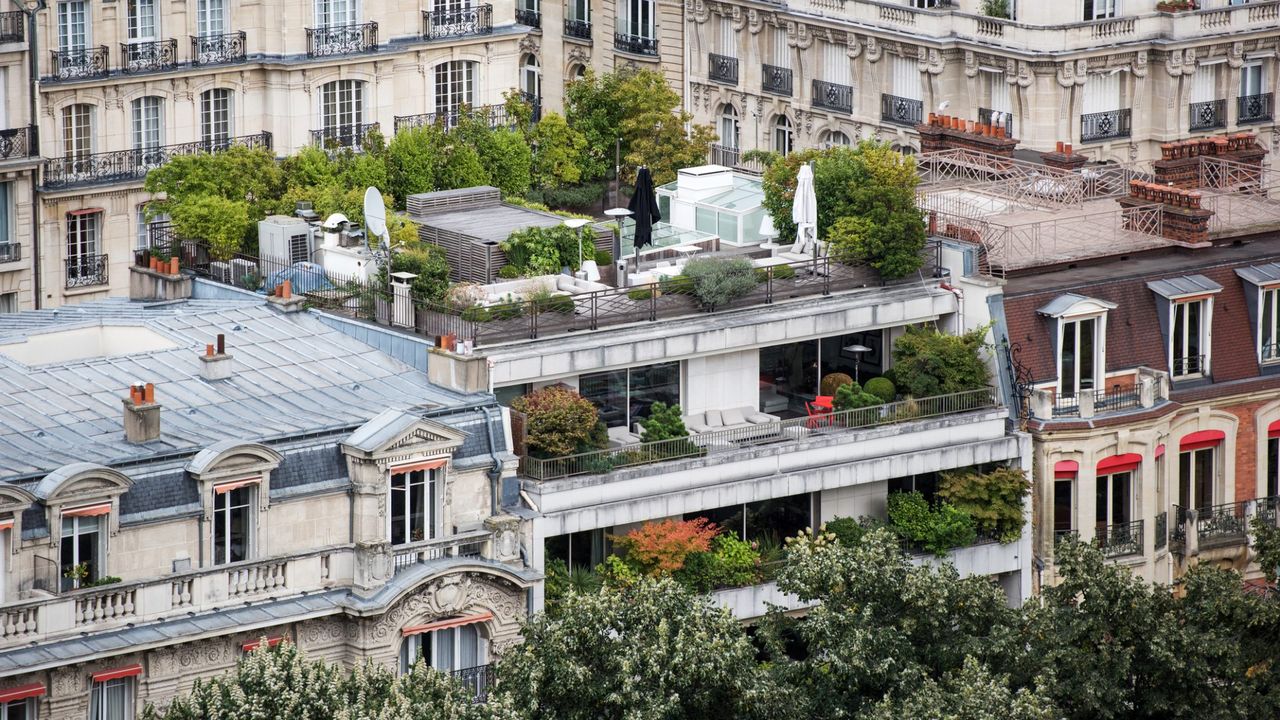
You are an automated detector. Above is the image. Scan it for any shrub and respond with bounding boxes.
[890,324,991,399]
[659,274,695,296]
[754,263,796,283]
[498,264,521,279]
[610,518,719,576]
[820,372,854,397]
[824,517,867,547]
[887,491,977,556]
[639,402,688,442]
[529,288,575,314]
[679,257,757,310]
[937,467,1030,542]
[864,377,896,404]
[501,224,592,275]
[677,533,761,592]
[834,382,882,412]
[595,248,613,265]
[511,386,604,458]
[628,287,656,302]
[387,245,450,304]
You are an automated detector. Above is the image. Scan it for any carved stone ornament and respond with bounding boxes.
[965,51,979,78]
[1229,42,1244,69]
[1057,59,1088,87]
[688,0,709,24]
[865,36,882,63]
[1132,51,1148,79]
[371,572,526,645]
[918,47,944,75]
[787,21,812,50]
[517,36,539,55]
[567,45,589,65]
[747,8,763,34]
[846,33,861,59]
[730,5,746,31]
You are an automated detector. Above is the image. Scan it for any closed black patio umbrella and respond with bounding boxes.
[627,166,661,250]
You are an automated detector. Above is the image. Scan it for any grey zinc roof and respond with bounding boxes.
[1036,293,1117,318]
[1146,274,1224,299]
[1236,262,1280,286]
[0,298,483,479]
[344,409,424,453]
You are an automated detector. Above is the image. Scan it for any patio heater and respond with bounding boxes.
[604,207,634,286]
[562,218,593,279]
[843,344,871,384]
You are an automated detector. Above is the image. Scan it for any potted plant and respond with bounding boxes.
[1156,0,1195,12]
[64,562,89,590]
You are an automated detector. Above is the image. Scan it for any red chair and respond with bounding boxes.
[813,395,834,410]
[805,399,833,429]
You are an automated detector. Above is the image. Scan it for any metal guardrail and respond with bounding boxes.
[1189,99,1226,132]
[1096,519,1143,558]
[1171,354,1206,378]
[1155,510,1167,550]
[515,8,541,28]
[121,38,177,73]
[762,64,792,96]
[708,53,738,85]
[391,530,489,571]
[1238,92,1273,125]
[191,31,247,66]
[519,387,998,481]
[564,18,591,39]
[310,122,380,150]
[41,132,272,189]
[452,664,495,703]
[614,33,657,55]
[814,80,853,113]
[50,46,109,81]
[1051,387,1141,418]
[0,125,37,160]
[423,5,493,39]
[0,11,23,43]
[65,253,108,288]
[1196,500,1249,545]
[881,93,923,127]
[0,242,19,263]
[1081,108,1131,142]
[305,22,378,57]
[395,104,511,133]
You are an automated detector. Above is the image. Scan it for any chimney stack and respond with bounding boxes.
[199,333,234,381]
[123,382,161,443]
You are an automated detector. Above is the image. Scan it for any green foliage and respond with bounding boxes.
[387,245,450,304]
[544,558,604,615]
[753,262,795,282]
[1252,514,1280,583]
[865,656,1056,720]
[820,372,854,397]
[501,225,590,275]
[822,516,889,548]
[510,386,604,458]
[529,288,575,314]
[833,382,882,412]
[169,194,249,261]
[864,377,896,403]
[628,287,656,302]
[639,401,689,442]
[742,149,780,168]
[531,112,587,189]
[938,467,1030,543]
[143,145,284,249]
[564,69,626,182]
[527,182,607,212]
[887,492,977,556]
[498,264,521,279]
[980,0,1011,18]
[386,125,442,210]
[677,533,762,593]
[680,257,758,309]
[891,325,992,398]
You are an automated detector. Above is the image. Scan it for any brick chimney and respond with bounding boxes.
[916,113,1018,162]
[199,333,234,381]
[1041,142,1088,173]
[123,382,161,443]
[1154,132,1266,189]
[1117,179,1214,246]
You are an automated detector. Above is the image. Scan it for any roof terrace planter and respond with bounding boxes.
[120,39,178,74]
[191,31,247,66]
[305,22,378,57]
[422,5,493,39]
[519,387,999,481]
[49,46,109,82]
[40,132,273,190]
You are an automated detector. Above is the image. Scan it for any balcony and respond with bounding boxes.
[191,31,247,66]
[1095,519,1143,559]
[452,664,495,703]
[0,11,23,43]
[422,5,493,39]
[564,18,591,39]
[515,8,541,28]
[614,33,657,56]
[311,122,381,150]
[1050,386,1140,418]
[391,529,489,571]
[395,103,511,133]
[0,126,37,160]
[305,22,378,57]
[49,46,109,82]
[1172,353,1205,378]
[518,91,543,123]
[41,132,273,190]
[708,53,738,85]
[813,80,853,114]
[881,94,923,127]
[0,242,19,264]
[120,39,178,74]
[1238,92,1273,125]
[1189,99,1226,132]
[1080,108,1131,142]
[762,64,792,97]
[977,107,1013,137]
[65,253,108,289]
[1169,498,1278,556]
[1032,368,1167,421]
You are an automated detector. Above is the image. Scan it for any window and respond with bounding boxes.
[196,0,225,35]
[0,293,16,314]
[67,211,100,267]
[315,0,356,26]
[716,15,734,58]
[1242,63,1264,98]
[135,206,169,251]
[1059,317,1099,399]
[389,465,436,545]
[568,0,588,22]
[131,97,163,161]
[1262,288,1280,363]
[57,0,86,51]
[0,182,10,247]
[771,27,789,70]
[520,54,541,100]
[719,104,739,151]
[60,512,102,591]
[200,89,232,144]
[1267,434,1279,499]
[686,492,813,543]
[61,104,92,159]
[321,80,363,131]
[890,54,921,101]
[1082,69,1122,116]
[1054,477,1074,538]
[579,361,680,430]
[621,0,654,39]
[1083,0,1117,20]
[400,623,486,674]
[0,697,36,720]
[126,0,156,42]
[821,130,850,148]
[89,677,132,720]
[212,484,252,565]
[1178,446,1215,510]
[822,40,850,87]
[545,528,605,571]
[1096,471,1132,529]
[434,61,474,115]
[1171,300,1207,377]
[773,115,793,156]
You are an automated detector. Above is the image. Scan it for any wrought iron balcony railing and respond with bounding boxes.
[0,11,24,43]
[1051,386,1141,418]
[881,93,923,127]
[762,64,792,97]
[814,80,853,113]
[0,126,37,160]
[1171,353,1205,378]
[50,46,109,81]
[1096,519,1143,558]
[452,664,495,703]
[1196,500,1249,546]
[1189,99,1226,132]
[395,103,510,133]
[709,143,740,168]
[518,91,542,123]
[0,242,19,263]
[515,8,541,28]
[311,123,380,150]
[305,22,378,57]
[564,18,591,39]
[1080,108,1131,142]
[66,253,108,288]
[978,106,1013,137]
[191,31,247,66]
[1154,510,1167,550]
[422,5,493,39]
[120,39,178,74]
[614,33,657,56]
[708,53,738,85]
[41,132,273,190]
[1238,92,1273,125]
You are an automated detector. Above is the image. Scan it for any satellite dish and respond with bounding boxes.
[363,187,388,243]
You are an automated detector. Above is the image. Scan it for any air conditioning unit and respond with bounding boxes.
[230,258,258,287]
[258,215,315,266]
[210,261,232,284]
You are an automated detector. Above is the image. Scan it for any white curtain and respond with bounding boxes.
[891,55,920,100]
[772,28,789,69]
[1082,71,1121,115]
[824,41,850,86]
[1191,65,1216,104]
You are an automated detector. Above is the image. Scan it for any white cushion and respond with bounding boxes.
[704,409,724,427]
[686,422,712,434]
[682,413,704,427]
[745,412,777,424]
[721,407,747,426]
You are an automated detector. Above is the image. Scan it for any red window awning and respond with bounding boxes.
[1180,429,1226,452]
[242,635,284,652]
[391,458,448,474]
[402,612,493,638]
[91,664,142,682]
[1097,453,1142,475]
[1268,420,1280,439]
[0,520,12,532]
[1155,443,1166,458]
[214,477,260,494]
[1053,460,1079,479]
[63,503,111,518]
[0,683,46,703]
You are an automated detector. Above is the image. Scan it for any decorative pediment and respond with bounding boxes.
[342,409,467,464]
[186,440,284,480]
[34,462,132,504]
[0,483,35,515]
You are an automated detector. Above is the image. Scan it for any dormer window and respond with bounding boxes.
[61,504,108,590]
[1234,263,1280,365]
[1261,287,1280,363]
[1038,293,1115,401]
[390,460,444,546]
[1148,275,1221,381]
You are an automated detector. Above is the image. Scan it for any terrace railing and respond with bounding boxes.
[1196,500,1249,546]
[1051,386,1141,418]
[564,18,591,39]
[310,123,380,150]
[0,242,20,263]
[395,104,510,133]
[423,5,493,38]
[0,11,23,43]
[41,132,273,189]
[515,8,541,27]
[1155,510,1167,550]
[520,387,998,481]
[881,94,923,127]
[391,529,489,571]
[1189,99,1226,132]
[1096,519,1143,558]
[305,22,378,57]
[453,664,495,703]
[120,39,178,73]
[65,253,108,288]
[1238,92,1273,125]
[614,33,657,55]
[762,64,792,96]
[191,31,247,66]
[708,53,738,85]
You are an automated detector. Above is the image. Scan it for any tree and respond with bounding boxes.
[564,70,626,182]
[937,467,1030,542]
[510,386,604,458]
[609,517,718,575]
[386,125,444,210]
[143,145,284,246]
[889,325,991,398]
[494,576,770,720]
[638,402,688,442]
[865,657,1056,720]
[453,113,533,198]
[531,112,587,189]
[1250,514,1280,583]
[169,195,250,261]
[381,244,451,304]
